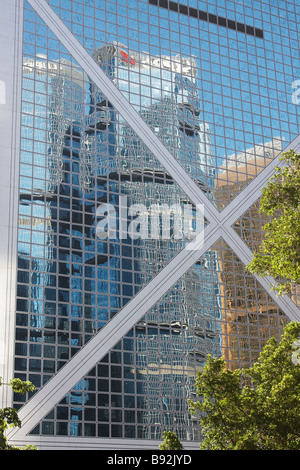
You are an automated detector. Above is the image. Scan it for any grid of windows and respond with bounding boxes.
[40,0,300,210]
[11,0,300,444]
[32,239,287,440]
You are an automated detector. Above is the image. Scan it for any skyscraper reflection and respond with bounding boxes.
[16,47,222,440]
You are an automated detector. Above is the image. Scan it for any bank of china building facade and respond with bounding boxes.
[1,0,300,450]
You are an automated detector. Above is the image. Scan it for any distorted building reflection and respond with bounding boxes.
[215,139,288,370]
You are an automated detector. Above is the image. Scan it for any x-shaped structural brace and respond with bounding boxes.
[8,0,300,442]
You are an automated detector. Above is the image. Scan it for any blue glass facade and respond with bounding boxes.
[7,0,300,446]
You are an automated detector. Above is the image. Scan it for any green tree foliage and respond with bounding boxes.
[159,431,183,450]
[246,149,300,295]
[0,377,37,450]
[188,321,300,450]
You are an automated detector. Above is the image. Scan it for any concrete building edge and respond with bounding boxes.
[0,0,24,408]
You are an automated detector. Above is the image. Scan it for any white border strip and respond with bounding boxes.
[0,0,24,408]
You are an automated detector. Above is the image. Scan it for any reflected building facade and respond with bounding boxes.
[89,44,222,440]
[14,45,222,441]
[215,138,286,369]
[17,56,87,383]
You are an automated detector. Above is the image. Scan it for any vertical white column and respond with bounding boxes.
[0,0,24,407]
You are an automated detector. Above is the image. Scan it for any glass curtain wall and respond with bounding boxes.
[13,0,300,443]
